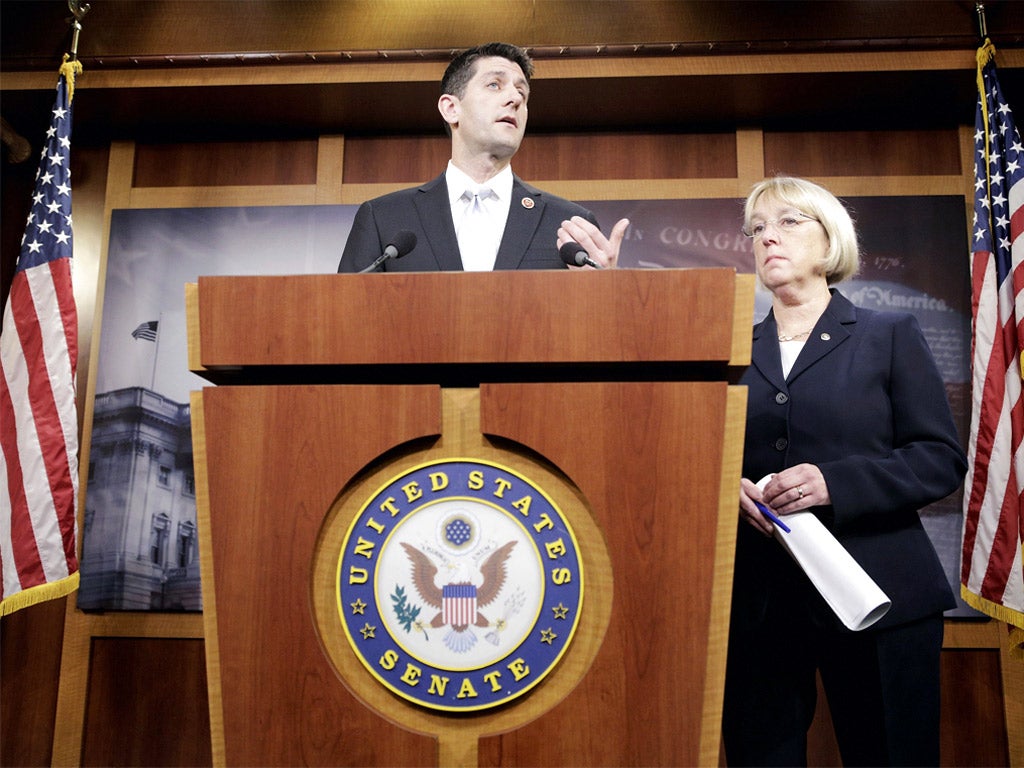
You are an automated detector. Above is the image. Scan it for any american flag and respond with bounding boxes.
[961,39,1024,643]
[0,59,82,615]
[131,320,159,342]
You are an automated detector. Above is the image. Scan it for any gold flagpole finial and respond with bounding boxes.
[975,2,988,42]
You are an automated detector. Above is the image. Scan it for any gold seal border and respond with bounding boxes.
[334,459,584,711]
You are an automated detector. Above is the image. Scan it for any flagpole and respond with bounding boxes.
[151,313,162,391]
[67,1,91,61]
[974,2,987,42]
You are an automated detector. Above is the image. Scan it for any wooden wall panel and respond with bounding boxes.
[516,132,737,181]
[133,140,319,187]
[342,135,450,183]
[940,648,1010,767]
[0,598,66,768]
[764,129,962,177]
[342,132,738,184]
[81,638,211,767]
[119,129,964,196]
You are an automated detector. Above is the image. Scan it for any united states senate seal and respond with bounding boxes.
[337,458,584,712]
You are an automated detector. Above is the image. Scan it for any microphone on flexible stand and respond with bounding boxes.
[358,231,418,273]
[559,241,602,269]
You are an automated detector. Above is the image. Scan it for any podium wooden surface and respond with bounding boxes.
[188,268,754,767]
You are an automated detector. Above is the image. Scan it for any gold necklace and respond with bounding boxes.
[777,329,812,342]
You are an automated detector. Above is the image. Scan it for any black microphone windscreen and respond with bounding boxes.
[559,241,588,267]
[389,230,418,258]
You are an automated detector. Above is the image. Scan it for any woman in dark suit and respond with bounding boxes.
[722,176,967,767]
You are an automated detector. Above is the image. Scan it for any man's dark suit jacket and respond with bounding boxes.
[337,172,598,272]
[732,289,966,633]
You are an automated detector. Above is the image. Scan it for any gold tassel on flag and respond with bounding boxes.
[59,54,83,104]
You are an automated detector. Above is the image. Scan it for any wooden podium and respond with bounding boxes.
[187,268,754,768]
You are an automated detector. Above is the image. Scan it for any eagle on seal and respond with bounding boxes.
[401,540,517,652]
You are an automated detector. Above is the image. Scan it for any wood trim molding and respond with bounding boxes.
[315,135,345,205]
[6,49,1022,93]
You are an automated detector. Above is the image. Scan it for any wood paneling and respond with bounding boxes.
[133,140,319,187]
[0,598,66,768]
[197,385,440,766]
[764,129,962,177]
[81,638,211,767]
[940,649,1010,768]
[342,135,450,184]
[193,270,743,371]
[516,132,737,180]
[120,128,966,208]
[474,381,744,766]
[342,132,738,184]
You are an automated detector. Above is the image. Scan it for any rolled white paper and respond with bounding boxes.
[757,476,891,631]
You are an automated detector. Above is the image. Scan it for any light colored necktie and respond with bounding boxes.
[457,187,497,271]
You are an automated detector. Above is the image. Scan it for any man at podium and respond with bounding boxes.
[337,42,629,273]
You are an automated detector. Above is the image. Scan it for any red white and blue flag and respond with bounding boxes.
[0,59,82,615]
[961,39,1024,651]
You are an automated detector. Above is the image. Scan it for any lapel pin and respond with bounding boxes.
[521,197,535,209]
[820,333,831,341]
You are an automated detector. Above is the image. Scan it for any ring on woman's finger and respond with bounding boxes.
[797,485,804,499]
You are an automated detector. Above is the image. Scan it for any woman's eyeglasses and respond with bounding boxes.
[743,213,818,239]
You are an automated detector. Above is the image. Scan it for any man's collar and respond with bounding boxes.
[445,161,514,203]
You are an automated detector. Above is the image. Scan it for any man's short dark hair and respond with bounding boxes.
[441,42,534,99]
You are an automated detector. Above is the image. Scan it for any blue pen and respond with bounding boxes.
[755,501,791,533]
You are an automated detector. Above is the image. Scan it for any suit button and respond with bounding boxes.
[775,392,789,404]
[774,438,788,451]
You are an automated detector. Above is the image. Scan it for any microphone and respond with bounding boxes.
[358,230,418,273]
[559,241,602,269]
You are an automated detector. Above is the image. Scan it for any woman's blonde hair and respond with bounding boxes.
[743,176,860,285]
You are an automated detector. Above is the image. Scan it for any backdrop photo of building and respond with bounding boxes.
[81,387,199,612]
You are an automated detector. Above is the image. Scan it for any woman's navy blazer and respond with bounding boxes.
[733,289,967,631]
